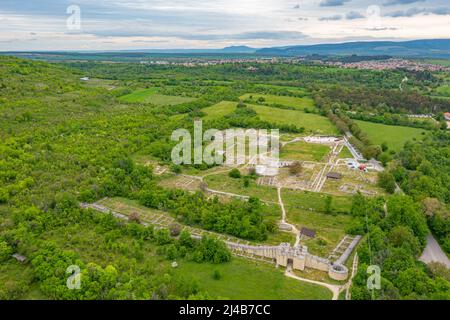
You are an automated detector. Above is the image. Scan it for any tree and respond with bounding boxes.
[378,171,396,194]
[0,241,12,262]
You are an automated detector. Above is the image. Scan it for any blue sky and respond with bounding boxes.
[0,0,448,50]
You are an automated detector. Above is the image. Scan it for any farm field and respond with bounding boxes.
[240,93,316,111]
[119,88,196,105]
[354,120,426,152]
[280,141,330,162]
[173,258,332,300]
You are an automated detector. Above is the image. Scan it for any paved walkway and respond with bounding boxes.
[419,234,450,268]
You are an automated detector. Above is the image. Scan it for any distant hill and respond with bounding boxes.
[256,39,450,59]
[222,46,256,53]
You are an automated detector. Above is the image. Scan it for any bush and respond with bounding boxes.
[0,240,12,262]
[228,168,241,179]
[212,269,222,280]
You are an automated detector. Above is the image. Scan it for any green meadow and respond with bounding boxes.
[173,258,332,300]
[252,104,338,135]
[354,120,426,152]
[119,88,196,105]
[240,93,316,111]
[280,141,330,162]
[202,101,237,120]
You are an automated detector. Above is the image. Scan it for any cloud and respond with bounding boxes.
[345,11,364,20]
[365,27,398,31]
[319,0,351,7]
[383,0,425,6]
[385,7,450,17]
[319,15,343,21]
[85,29,309,41]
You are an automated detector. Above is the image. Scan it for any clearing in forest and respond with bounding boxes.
[240,93,316,111]
[119,88,196,105]
[354,120,426,152]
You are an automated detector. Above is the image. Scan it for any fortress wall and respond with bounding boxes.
[305,254,330,272]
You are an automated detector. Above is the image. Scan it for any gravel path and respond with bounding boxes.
[419,234,450,268]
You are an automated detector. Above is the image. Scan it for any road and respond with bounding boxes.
[419,234,450,268]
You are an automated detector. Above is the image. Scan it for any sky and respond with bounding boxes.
[0,0,449,51]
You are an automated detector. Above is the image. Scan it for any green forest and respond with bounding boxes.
[0,56,449,300]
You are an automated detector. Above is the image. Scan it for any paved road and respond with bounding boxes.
[419,235,450,268]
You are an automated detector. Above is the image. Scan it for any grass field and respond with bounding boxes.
[280,141,330,162]
[173,258,332,300]
[119,88,196,105]
[282,189,352,214]
[338,146,353,159]
[202,101,237,120]
[434,85,450,98]
[254,84,308,95]
[240,93,316,111]
[204,172,279,203]
[201,101,337,135]
[252,104,338,135]
[355,120,426,152]
[284,206,353,257]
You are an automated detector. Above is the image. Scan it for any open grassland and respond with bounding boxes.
[434,85,450,98]
[282,189,352,214]
[240,93,316,111]
[285,206,353,257]
[252,104,338,135]
[202,101,237,120]
[119,88,195,105]
[321,166,385,197]
[204,172,279,203]
[280,141,330,162]
[254,84,308,95]
[173,258,332,300]
[338,146,353,159]
[355,120,426,152]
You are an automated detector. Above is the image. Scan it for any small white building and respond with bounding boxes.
[80,77,90,81]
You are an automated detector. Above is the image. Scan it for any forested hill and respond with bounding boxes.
[257,39,450,58]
